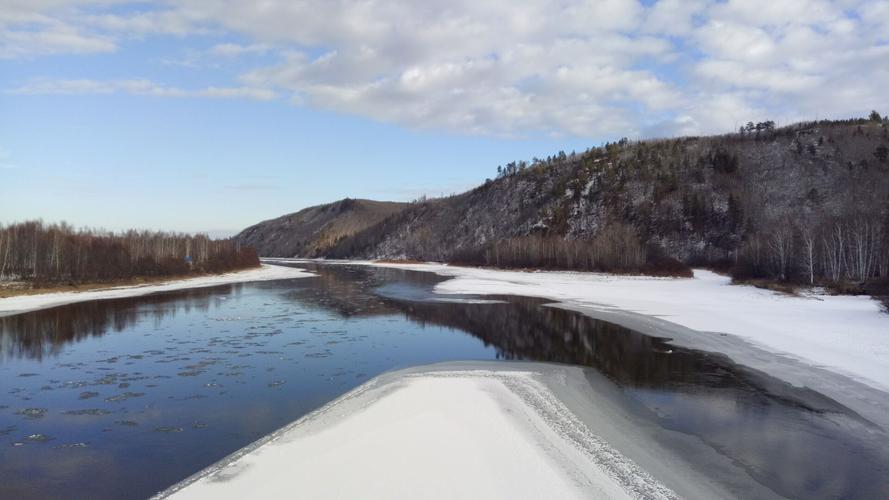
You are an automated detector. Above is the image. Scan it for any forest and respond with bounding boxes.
[302,114,889,298]
[450,225,692,277]
[0,220,259,285]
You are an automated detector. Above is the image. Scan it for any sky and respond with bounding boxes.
[1,0,888,236]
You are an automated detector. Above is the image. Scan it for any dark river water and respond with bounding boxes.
[1,263,887,499]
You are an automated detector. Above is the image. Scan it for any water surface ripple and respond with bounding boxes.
[0,264,886,499]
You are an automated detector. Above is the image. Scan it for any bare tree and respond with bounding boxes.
[823,222,848,282]
[799,217,818,285]
[768,216,795,281]
[0,221,260,285]
[849,217,881,281]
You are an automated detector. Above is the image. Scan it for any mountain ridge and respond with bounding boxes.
[237,116,889,285]
[235,198,407,258]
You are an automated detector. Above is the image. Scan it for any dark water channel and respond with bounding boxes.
[0,263,887,499]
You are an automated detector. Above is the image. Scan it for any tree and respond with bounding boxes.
[768,217,794,281]
[0,225,9,279]
[0,220,259,284]
[758,120,775,132]
[799,216,818,285]
[711,149,738,174]
[849,217,881,281]
[727,194,743,231]
[869,110,882,123]
[823,222,848,282]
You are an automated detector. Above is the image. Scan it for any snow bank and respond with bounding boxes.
[276,259,889,393]
[158,369,674,500]
[0,264,313,317]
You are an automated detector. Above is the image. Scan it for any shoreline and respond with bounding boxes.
[270,259,889,390]
[0,263,314,317]
[156,361,764,500]
[267,258,889,431]
[0,270,258,299]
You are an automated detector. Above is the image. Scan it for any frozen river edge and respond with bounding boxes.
[268,259,889,432]
[0,264,314,317]
[155,361,779,500]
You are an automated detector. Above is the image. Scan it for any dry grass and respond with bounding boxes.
[827,279,889,312]
[0,274,202,299]
[732,278,889,313]
[374,259,428,264]
[731,278,801,296]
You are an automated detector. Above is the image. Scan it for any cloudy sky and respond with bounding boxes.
[2,0,887,234]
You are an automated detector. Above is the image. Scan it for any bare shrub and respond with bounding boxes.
[452,223,689,276]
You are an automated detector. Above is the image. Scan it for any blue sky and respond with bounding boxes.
[2,84,591,235]
[1,0,887,235]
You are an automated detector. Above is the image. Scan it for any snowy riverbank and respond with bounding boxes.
[0,264,313,317]
[269,259,889,394]
[148,263,889,499]
[157,363,684,500]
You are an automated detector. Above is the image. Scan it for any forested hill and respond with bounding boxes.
[235,198,408,258]
[241,116,889,286]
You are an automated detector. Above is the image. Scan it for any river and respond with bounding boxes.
[1,263,887,499]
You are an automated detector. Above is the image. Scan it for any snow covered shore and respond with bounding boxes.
[270,259,889,394]
[157,364,678,500]
[0,264,313,317]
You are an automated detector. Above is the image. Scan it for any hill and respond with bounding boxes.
[240,116,889,287]
[234,198,408,258]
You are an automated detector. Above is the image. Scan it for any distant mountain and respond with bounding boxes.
[238,117,889,285]
[234,198,407,257]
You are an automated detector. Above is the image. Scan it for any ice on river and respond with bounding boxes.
[278,259,889,394]
[158,369,673,500]
[0,264,313,317]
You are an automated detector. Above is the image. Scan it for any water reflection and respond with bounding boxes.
[0,264,887,499]
[280,265,863,413]
[0,287,235,361]
[0,270,862,416]
[286,264,889,499]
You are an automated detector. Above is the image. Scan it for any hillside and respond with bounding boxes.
[240,117,889,286]
[235,198,407,258]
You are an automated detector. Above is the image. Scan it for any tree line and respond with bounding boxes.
[453,223,692,277]
[734,212,889,286]
[0,220,259,284]
[487,115,889,288]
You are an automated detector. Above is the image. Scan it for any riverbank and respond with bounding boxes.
[157,361,758,500]
[0,269,257,299]
[0,264,313,317]
[268,259,889,393]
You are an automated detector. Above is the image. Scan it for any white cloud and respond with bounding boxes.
[707,0,843,28]
[209,43,270,57]
[655,92,766,138]
[0,1,119,57]
[643,0,708,36]
[695,60,823,93]
[198,86,276,100]
[0,21,115,58]
[85,10,203,37]
[224,0,679,137]
[10,78,277,100]
[2,0,888,137]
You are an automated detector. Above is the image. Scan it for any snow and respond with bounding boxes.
[159,369,673,500]
[0,264,313,317]
[276,259,889,393]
